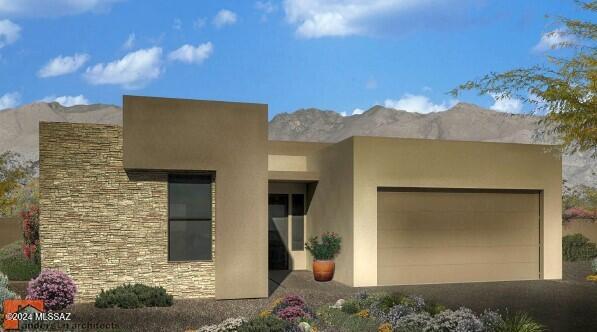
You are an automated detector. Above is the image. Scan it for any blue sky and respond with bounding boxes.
[0,0,586,118]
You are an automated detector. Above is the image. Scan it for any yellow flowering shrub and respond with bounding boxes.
[258,309,272,317]
[378,323,392,332]
[355,309,369,318]
[586,274,597,282]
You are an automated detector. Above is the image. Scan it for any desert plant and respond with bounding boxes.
[480,309,505,331]
[305,232,341,260]
[95,283,173,309]
[496,312,544,332]
[0,272,19,315]
[198,317,248,332]
[237,316,289,332]
[317,306,379,332]
[340,300,360,314]
[429,307,485,332]
[562,233,597,261]
[27,269,76,310]
[0,271,7,288]
[273,293,307,313]
[392,312,433,331]
[276,305,312,323]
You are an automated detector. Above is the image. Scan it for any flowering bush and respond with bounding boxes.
[355,309,369,318]
[27,269,76,310]
[21,205,40,260]
[428,307,485,332]
[305,232,342,260]
[378,322,392,332]
[198,317,247,332]
[276,305,311,322]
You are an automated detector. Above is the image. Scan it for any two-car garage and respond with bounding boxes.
[377,188,541,286]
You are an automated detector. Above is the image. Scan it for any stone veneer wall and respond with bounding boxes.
[39,122,216,301]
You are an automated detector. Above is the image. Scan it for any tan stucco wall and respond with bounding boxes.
[352,137,562,286]
[39,122,216,301]
[122,96,268,299]
[563,220,597,243]
[305,139,355,286]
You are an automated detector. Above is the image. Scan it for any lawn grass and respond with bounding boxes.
[0,240,40,281]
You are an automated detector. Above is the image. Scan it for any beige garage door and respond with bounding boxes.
[377,189,540,285]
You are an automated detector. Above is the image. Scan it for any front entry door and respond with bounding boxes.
[268,194,289,270]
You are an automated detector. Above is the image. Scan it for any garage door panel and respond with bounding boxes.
[378,262,539,285]
[377,190,540,285]
[379,227,539,248]
[379,245,538,266]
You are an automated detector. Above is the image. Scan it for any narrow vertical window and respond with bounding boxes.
[291,194,305,251]
[168,174,212,261]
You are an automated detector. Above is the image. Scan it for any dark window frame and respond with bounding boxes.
[167,173,214,262]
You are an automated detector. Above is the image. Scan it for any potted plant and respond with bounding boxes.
[305,232,342,282]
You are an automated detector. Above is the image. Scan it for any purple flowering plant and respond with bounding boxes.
[27,269,77,310]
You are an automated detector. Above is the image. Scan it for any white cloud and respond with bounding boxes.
[122,33,135,50]
[533,29,574,52]
[0,19,20,48]
[194,17,206,30]
[338,111,347,116]
[0,0,121,17]
[42,95,90,107]
[172,18,182,30]
[0,92,20,110]
[256,1,277,21]
[213,9,237,28]
[84,47,162,89]
[489,93,523,114]
[38,53,90,78]
[384,94,458,114]
[352,108,365,115]
[283,0,471,38]
[168,42,213,64]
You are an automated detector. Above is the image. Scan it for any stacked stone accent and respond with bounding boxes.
[39,122,215,301]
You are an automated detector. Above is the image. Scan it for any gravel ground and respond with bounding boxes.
[7,263,597,332]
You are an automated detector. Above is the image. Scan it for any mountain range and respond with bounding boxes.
[0,102,594,187]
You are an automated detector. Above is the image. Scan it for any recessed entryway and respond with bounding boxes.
[268,182,307,271]
[377,188,541,285]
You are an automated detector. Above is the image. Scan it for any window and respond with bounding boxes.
[168,174,212,261]
[291,194,305,251]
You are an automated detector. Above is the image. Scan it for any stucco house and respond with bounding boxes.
[39,95,562,301]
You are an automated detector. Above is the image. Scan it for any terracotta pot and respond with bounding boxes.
[312,260,335,282]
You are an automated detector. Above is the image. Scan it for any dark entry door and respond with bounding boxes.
[269,194,289,270]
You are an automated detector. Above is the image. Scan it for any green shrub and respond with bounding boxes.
[317,307,378,332]
[424,302,447,316]
[340,300,360,314]
[562,234,597,261]
[305,232,342,260]
[237,316,288,332]
[496,312,544,332]
[592,257,597,274]
[95,283,173,309]
[0,254,40,281]
[371,293,404,314]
